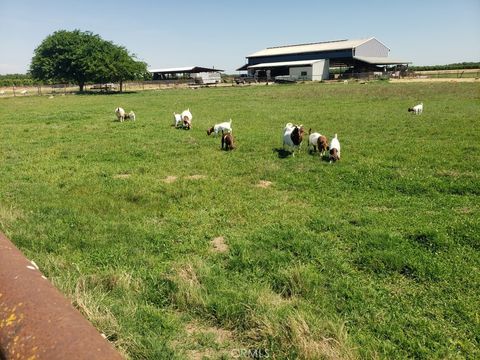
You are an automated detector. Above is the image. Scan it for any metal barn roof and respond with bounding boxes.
[149,66,223,73]
[353,56,410,65]
[247,38,384,58]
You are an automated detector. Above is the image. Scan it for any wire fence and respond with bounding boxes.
[0,70,478,97]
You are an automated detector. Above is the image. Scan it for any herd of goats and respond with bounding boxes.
[114,101,423,163]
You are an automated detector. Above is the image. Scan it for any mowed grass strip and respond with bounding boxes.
[1,82,479,359]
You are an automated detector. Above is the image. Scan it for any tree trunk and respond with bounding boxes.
[120,80,123,92]
[79,82,84,92]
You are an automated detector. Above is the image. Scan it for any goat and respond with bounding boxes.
[282,123,304,156]
[181,109,193,129]
[221,132,235,151]
[329,134,341,163]
[408,102,423,115]
[115,107,126,122]
[124,111,136,121]
[308,129,328,157]
[173,113,182,127]
[207,119,232,136]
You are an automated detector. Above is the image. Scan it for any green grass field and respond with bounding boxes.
[1,81,479,359]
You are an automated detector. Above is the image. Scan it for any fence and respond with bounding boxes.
[0,80,222,97]
[0,70,479,98]
[411,69,480,79]
[0,231,122,359]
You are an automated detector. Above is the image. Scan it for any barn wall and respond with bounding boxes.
[289,66,312,80]
[248,49,352,66]
[354,38,389,57]
[312,59,329,81]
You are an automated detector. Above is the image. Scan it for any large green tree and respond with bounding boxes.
[29,30,147,91]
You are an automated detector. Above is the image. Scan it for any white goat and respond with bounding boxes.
[282,123,305,156]
[173,113,182,127]
[329,134,341,163]
[408,102,423,115]
[207,119,232,136]
[115,107,126,122]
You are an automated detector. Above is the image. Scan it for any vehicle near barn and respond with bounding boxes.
[234,74,257,84]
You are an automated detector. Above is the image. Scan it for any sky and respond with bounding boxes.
[0,0,479,75]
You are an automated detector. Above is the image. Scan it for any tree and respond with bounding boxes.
[29,30,148,92]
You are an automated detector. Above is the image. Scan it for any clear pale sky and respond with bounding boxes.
[0,0,479,75]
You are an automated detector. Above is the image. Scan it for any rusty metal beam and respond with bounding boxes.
[0,231,123,360]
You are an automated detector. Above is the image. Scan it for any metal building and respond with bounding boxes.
[237,38,409,81]
[149,66,223,84]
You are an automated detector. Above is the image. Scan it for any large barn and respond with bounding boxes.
[237,37,409,81]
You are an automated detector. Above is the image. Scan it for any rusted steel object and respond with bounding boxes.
[0,232,123,359]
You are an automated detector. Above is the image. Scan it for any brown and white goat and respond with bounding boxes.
[182,109,192,129]
[329,134,341,163]
[221,132,235,151]
[207,119,232,136]
[308,129,328,157]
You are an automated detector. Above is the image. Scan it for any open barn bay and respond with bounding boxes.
[1,82,479,359]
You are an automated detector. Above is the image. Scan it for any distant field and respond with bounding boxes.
[414,68,480,77]
[0,82,479,359]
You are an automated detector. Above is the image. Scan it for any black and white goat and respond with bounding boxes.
[408,102,423,115]
[282,123,305,156]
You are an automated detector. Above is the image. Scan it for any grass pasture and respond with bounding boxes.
[0,82,479,359]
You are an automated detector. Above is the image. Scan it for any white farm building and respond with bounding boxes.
[237,37,409,81]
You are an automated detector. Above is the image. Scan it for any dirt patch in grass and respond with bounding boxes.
[113,173,131,179]
[455,207,473,214]
[163,175,178,183]
[184,321,236,360]
[185,174,207,180]
[185,322,234,343]
[256,180,273,188]
[177,264,200,287]
[211,236,228,253]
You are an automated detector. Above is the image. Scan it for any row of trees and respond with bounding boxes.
[28,30,149,92]
[0,74,38,87]
[409,62,480,71]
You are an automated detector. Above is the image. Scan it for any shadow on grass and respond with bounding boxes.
[307,149,332,162]
[273,148,292,158]
[75,91,137,96]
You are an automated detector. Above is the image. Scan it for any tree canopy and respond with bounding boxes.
[29,30,148,91]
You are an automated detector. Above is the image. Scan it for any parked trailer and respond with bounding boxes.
[191,72,222,85]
